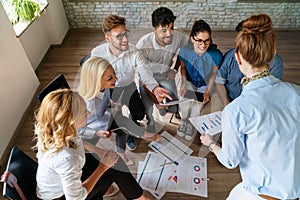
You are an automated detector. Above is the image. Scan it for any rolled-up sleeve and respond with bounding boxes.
[217,107,245,169]
[134,49,158,91]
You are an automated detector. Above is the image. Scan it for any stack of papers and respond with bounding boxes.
[137,152,208,199]
[189,111,222,136]
[138,131,208,199]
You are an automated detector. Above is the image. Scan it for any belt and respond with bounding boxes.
[259,194,299,200]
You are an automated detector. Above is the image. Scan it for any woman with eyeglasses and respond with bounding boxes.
[176,19,223,140]
[178,19,223,104]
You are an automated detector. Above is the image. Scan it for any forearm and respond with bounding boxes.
[216,84,230,106]
[83,141,105,155]
[83,162,109,194]
[209,142,221,155]
[207,67,218,93]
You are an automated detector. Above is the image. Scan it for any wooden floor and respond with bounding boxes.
[1,29,300,200]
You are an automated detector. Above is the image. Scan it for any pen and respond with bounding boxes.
[160,162,173,167]
[201,178,213,181]
[110,127,122,132]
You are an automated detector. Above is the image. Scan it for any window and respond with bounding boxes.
[1,0,48,36]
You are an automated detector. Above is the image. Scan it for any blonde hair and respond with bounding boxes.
[235,14,276,68]
[78,57,111,100]
[102,14,126,34]
[33,89,86,154]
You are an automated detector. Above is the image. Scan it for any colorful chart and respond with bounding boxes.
[193,177,201,184]
[194,165,200,172]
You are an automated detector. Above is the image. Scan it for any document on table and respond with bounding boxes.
[149,131,193,165]
[137,152,208,198]
[168,156,208,197]
[189,111,222,136]
[137,151,177,199]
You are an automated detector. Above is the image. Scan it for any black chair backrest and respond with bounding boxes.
[79,53,91,66]
[37,74,70,102]
[2,147,39,200]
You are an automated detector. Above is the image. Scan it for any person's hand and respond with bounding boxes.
[142,132,162,142]
[153,87,172,103]
[95,130,112,139]
[99,150,119,168]
[200,134,214,146]
[203,89,211,104]
[111,102,122,110]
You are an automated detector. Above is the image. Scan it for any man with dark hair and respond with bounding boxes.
[91,14,170,153]
[136,7,188,131]
[215,20,284,106]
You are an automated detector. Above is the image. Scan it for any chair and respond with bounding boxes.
[37,74,70,102]
[79,53,91,66]
[0,146,39,200]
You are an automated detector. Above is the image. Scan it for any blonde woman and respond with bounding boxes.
[201,14,300,199]
[34,89,152,200]
[78,57,160,166]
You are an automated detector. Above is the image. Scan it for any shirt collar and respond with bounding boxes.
[96,90,106,100]
[242,75,280,91]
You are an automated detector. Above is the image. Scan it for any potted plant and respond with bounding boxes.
[2,0,41,25]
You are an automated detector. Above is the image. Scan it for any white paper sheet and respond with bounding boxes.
[137,152,208,198]
[149,131,193,165]
[189,111,222,136]
[137,152,176,199]
[175,156,208,197]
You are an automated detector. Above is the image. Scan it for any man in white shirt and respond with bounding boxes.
[136,7,188,130]
[91,14,170,151]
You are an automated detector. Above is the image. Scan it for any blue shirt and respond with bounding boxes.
[218,76,300,199]
[79,89,111,139]
[215,48,284,101]
[179,44,223,88]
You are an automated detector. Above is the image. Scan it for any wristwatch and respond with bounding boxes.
[208,141,217,152]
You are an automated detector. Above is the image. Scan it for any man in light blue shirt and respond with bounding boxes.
[215,48,283,105]
[215,19,284,106]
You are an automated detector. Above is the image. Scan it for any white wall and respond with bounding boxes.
[19,0,69,70]
[0,5,39,162]
[0,0,69,164]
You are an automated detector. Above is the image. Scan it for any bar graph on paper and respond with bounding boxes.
[188,111,222,136]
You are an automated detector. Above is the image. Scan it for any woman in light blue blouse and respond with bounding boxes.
[78,57,160,166]
[201,14,300,199]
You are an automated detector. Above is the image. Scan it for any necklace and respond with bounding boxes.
[241,69,270,89]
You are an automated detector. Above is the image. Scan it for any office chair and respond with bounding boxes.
[79,53,91,66]
[37,74,70,102]
[0,146,39,200]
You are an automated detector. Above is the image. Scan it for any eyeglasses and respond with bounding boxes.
[110,30,130,40]
[192,36,210,46]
